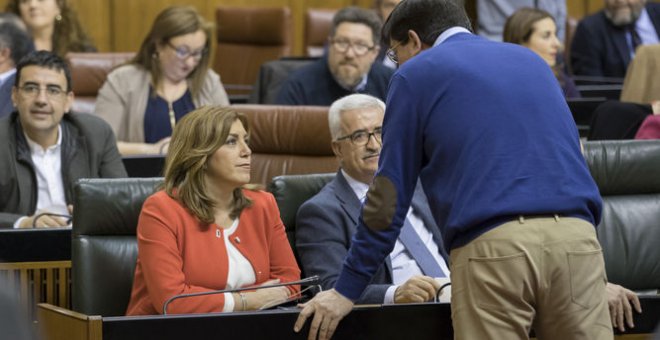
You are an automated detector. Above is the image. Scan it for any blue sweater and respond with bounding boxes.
[275,55,393,106]
[335,33,602,301]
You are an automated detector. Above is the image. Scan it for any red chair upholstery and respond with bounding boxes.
[66,52,135,114]
[231,104,338,187]
[214,6,292,101]
[304,8,336,57]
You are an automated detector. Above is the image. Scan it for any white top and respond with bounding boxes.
[342,170,449,304]
[14,125,68,228]
[220,218,256,312]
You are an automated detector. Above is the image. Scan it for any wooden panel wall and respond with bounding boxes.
[6,0,659,53]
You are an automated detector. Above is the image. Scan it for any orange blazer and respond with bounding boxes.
[126,189,300,315]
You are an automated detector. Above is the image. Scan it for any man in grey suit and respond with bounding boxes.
[296,94,450,304]
[0,50,126,229]
[0,13,33,118]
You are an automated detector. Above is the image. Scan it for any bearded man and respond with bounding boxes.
[571,0,660,77]
[275,6,393,106]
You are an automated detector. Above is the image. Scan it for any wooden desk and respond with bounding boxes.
[0,229,72,322]
[39,296,660,340]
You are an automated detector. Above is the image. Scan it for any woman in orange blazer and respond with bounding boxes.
[126,106,300,315]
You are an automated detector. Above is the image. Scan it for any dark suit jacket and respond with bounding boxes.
[295,170,447,304]
[0,73,15,119]
[570,3,660,78]
[0,112,127,228]
[275,54,394,106]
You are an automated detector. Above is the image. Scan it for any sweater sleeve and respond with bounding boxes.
[136,194,227,314]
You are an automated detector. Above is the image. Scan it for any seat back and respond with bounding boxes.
[268,173,335,259]
[583,140,660,290]
[304,8,335,57]
[249,57,317,104]
[71,177,162,316]
[232,104,339,187]
[620,44,660,105]
[66,52,135,114]
[214,6,292,100]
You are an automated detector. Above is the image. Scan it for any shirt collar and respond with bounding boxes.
[636,8,652,31]
[0,68,16,86]
[341,168,370,202]
[433,26,472,47]
[334,72,369,92]
[24,124,63,154]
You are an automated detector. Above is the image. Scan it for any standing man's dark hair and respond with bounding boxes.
[15,50,73,92]
[382,0,471,46]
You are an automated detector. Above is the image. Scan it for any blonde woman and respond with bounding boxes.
[126,106,300,315]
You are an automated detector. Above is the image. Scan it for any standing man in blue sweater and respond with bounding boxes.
[294,1,612,339]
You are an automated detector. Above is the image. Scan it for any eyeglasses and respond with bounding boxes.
[330,38,376,56]
[386,40,402,64]
[337,127,382,146]
[167,41,207,60]
[18,84,67,100]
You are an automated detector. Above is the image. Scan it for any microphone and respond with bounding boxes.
[162,275,321,315]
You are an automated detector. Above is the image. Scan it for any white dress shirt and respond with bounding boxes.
[342,170,450,304]
[14,125,69,228]
[221,218,256,312]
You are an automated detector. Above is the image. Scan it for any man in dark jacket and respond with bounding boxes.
[571,0,660,77]
[0,50,126,229]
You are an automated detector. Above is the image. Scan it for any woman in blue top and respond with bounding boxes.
[95,6,229,155]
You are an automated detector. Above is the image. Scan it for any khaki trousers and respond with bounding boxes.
[450,217,613,340]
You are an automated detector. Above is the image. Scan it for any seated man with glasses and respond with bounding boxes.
[275,7,394,106]
[296,94,451,305]
[0,50,126,229]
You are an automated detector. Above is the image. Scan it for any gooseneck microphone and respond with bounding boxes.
[162,275,321,315]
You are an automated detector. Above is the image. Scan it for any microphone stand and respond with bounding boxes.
[162,275,321,315]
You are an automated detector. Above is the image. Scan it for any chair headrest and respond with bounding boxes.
[232,104,333,156]
[73,178,162,236]
[216,6,291,45]
[583,140,660,195]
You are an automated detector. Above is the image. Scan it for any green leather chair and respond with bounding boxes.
[268,173,335,260]
[72,177,162,316]
[583,140,660,292]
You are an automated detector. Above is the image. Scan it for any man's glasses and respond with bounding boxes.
[386,40,402,64]
[167,41,207,61]
[18,84,67,100]
[330,38,375,56]
[337,127,383,146]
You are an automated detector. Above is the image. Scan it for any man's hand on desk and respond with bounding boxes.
[18,206,73,228]
[394,275,441,303]
[606,282,642,332]
[294,289,353,340]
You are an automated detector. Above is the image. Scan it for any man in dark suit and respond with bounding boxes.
[0,51,126,229]
[275,7,393,105]
[296,94,450,305]
[0,13,33,118]
[571,0,660,78]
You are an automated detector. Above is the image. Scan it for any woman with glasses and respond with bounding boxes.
[94,6,229,155]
